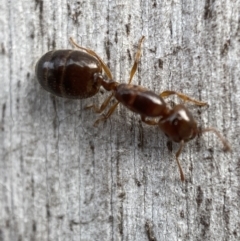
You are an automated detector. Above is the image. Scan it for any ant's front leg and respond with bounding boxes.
[175,140,185,182]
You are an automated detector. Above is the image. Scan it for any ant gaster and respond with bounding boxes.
[35,37,231,181]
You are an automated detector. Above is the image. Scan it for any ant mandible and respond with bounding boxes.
[35,37,231,181]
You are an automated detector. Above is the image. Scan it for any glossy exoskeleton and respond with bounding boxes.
[35,39,113,99]
[35,37,231,181]
[81,37,231,181]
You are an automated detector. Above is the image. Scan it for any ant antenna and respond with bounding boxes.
[200,127,232,152]
[175,128,231,182]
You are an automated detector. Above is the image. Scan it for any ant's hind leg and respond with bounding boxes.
[127,36,145,84]
[160,90,207,107]
[69,37,113,80]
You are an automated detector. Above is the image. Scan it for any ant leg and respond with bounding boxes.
[141,116,158,125]
[160,90,207,107]
[201,127,232,152]
[93,102,119,127]
[175,140,185,181]
[70,38,117,116]
[127,36,145,84]
[85,93,114,113]
[92,36,145,125]
[70,37,113,80]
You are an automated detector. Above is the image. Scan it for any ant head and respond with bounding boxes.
[158,104,198,143]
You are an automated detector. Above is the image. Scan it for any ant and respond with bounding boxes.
[35,37,231,181]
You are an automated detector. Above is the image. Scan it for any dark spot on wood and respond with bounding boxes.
[152,0,157,8]
[2,103,6,121]
[204,0,214,20]
[145,221,157,241]
[35,0,44,36]
[1,103,6,131]
[180,210,184,218]
[189,161,193,174]
[57,215,64,220]
[52,39,56,49]
[223,192,230,233]
[196,186,203,208]
[199,199,212,237]
[17,80,21,89]
[127,48,132,62]
[125,24,130,36]
[46,203,51,218]
[169,20,172,37]
[67,2,83,24]
[31,176,35,197]
[108,215,113,222]
[118,192,126,199]
[115,32,118,43]
[67,3,71,17]
[1,43,6,55]
[135,178,142,187]
[158,59,163,69]
[5,219,10,228]
[200,214,210,228]
[32,220,37,232]
[138,121,144,148]
[118,205,123,235]
[51,95,57,113]
[149,47,156,54]
[30,32,35,39]
[127,14,131,31]
[221,39,230,57]
[50,96,58,134]
[27,72,30,79]
[89,141,95,152]
[166,140,172,152]
[105,39,111,63]
[0,229,3,241]
[69,220,79,231]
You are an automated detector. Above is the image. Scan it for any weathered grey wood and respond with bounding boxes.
[0,0,239,240]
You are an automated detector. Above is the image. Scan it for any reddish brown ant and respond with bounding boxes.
[35,37,231,181]
[72,37,231,181]
[35,39,113,99]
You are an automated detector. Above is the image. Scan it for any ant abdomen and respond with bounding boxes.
[35,50,102,99]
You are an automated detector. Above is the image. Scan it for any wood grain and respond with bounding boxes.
[0,0,239,240]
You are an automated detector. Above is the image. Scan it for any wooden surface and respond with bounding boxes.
[0,0,239,240]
